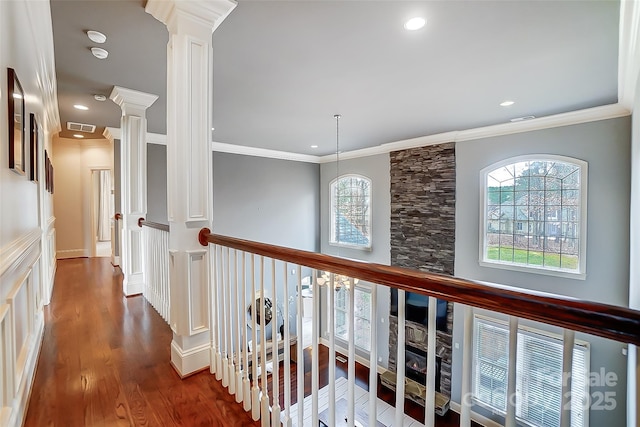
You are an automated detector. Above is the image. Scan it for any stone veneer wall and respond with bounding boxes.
[389,142,456,399]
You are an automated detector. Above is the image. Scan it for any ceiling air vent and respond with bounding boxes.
[67,121,96,133]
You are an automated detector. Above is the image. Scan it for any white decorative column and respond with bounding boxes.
[110,86,158,296]
[146,0,236,377]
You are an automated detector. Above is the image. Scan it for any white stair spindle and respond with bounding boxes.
[296,265,304,427]
[460,305,474,427]
[233,249,244,403]
[260,257,270,427]
[222,247,229,388]
[347,278,356,427]
[282,262,292,427]
[210,244,218,376]
[328,274,336,427]
[312,269,319,427]
[242,252,251,412]
[560,329,575,427]
[228,248,236,395]
[368,284,378,427]
[271,259,281,427]
[215,245,223,381]
[251,254,260,421]
[506,316,519,427]
[395,289,406,427]
[424,297,437,427]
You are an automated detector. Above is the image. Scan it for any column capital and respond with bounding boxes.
[146,0,236,35]
[110,86,159,115]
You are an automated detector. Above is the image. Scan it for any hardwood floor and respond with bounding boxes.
[25,258,475,426]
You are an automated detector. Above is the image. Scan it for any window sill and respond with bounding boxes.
[478,260,586,280]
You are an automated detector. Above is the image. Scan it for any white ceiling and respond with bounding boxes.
[51,1,621,156]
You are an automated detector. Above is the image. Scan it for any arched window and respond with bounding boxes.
[480,156,587,277]
[330,174,372,249]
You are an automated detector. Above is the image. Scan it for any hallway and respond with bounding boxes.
[24,258,259,426]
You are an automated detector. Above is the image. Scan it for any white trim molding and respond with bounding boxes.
[619,0,640,112]
[0,228,41,279]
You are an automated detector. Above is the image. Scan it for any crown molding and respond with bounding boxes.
[102,127,115,143]
[105,127,166,145]
[618,0,640,112]
[455,103,629,143]
[106,103,629,164]
[211,141,320,164]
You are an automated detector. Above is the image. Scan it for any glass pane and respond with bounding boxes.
[562,189,580,206]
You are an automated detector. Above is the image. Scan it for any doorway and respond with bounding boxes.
[91,169,113,258]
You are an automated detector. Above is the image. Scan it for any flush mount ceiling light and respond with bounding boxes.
[87,30,107,44]
[91,47,109,60]
[404,17,426,31]
[500,100,515,107]
[73,104,89,110]
[73,134,85,138]
[310,145,318,149]
[510,115,536,122]
[94,94,107,102]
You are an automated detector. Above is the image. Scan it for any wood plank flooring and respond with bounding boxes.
[24,258,476,427]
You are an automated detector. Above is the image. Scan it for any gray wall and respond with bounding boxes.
[147,143,168,224]
[320,153,391,367]
[453,117,631,426]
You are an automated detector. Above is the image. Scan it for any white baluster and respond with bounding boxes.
[228,248,236,395]
[424,297,437,427]
[560,329,575,427]
[243,252,251,412]
[506,316,519,427]
[260,257,270,427]
[296,265,304,427]
[282,262,292,427]
[235,250,243,402]
[221,247,229,388]
[328,274,336,427]
[312,269,319,427]
[210,243,218,376]
[368,284,378,427]
[395,289,406,427]
[215,245,223,381]
[271,259,281,427]
[347,278,355,427]
[460,305,474,427]
[251,254,260,421]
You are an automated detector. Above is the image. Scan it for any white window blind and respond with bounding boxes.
[474,316,589,427]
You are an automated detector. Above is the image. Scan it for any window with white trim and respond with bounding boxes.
[330,174,371,249]
[481,156,587,277]
[334,284,372,351]
[473,316,589,427]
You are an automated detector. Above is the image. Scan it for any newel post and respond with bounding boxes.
[146,0,237,377]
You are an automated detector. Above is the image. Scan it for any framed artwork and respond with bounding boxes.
[7,68,25,175]
[30,113,38,182]
[50,165,54,194]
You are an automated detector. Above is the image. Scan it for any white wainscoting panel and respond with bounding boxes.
[188,250,209,335]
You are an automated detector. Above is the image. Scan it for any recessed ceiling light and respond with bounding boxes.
[87,30,107,44]
[73,134,84,138]
[211,127,215,131]
[94,94,107,102]
[74,104,89,110]
[310,145,318,149]
[500,100,515,107]
[404,17,426,31]
[91,47,108,60]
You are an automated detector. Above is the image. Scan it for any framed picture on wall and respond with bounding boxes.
[7,68,26,175]
[30,113,38,182]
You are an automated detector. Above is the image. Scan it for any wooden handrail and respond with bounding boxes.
[198,228,640,346]
[114,213,122,220]
[139,218,170,232]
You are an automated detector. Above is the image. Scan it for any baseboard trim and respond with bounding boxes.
[170,341,210,378]
[56,249,88,259]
